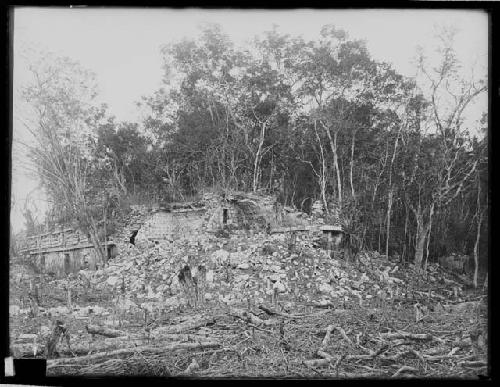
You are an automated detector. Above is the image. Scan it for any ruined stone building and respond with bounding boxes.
[18,227,117,277]
[17,191,344,277]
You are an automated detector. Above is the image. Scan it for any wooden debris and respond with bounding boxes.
[303,353,387,367]
[229,307,278,327]
[86,324,128,338]
[459,360,487,368]
[392,365,418,378]
[47,340,220,368]
[151,316,215,335]
[319,325,335,351]
[258,304,308,319]
[335,326,354,347]
[380,331,434,341]
[182,358,200,374]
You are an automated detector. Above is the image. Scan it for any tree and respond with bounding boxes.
[19,50,112,265]
[294,26,410,218]
[403,29,486,270]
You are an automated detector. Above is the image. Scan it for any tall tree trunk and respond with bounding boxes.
[424,214,433,272]
[378,214,382,253]
[385,130,400,261]
[473,176,483,288]
[473,214,482,288]
[268,153,274,191]
[414,227,426,270]
[385,188,393,259]
[371,141,389,209]
[322,122,342,206]
[314,120,329,213]
[412,203,434,270]
[252,122,266,192]
[350,130,356,201]
[402,205,409,263]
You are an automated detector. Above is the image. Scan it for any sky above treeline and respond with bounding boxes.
[11,8,488,233]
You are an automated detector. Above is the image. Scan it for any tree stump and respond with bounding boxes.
[28,292,39,318]
[193,265,207,307]
[46,320,73,358]
[178,265,197,308]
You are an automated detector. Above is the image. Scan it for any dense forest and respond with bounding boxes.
[18,24,488,281]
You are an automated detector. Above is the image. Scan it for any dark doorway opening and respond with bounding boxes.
[107,246,113,260]
[129,230,138,245]
[223,208,228,225]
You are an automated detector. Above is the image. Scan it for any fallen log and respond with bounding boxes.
[47,340,220,368]
[308,301,338,309]
[380,331,434,341]
[86,324,128,338]
[152,333,210,342]
[420,353,462,361]
[459,360,487,368]
[101,338,150,348]
[229,308,278,327]
[303,346,428,368]
[22,333,214,360]
[304,353,382,367]
[258,304,308,319]
[78,358,125,374]
[103,333,210,345]
[12,341,112,358]
[391,365,418,378]
[151,316,215,335]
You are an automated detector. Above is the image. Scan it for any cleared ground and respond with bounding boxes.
[9,231,488,379]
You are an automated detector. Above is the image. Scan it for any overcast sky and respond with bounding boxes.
[11,8,488,233]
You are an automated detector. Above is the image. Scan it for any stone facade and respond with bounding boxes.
[135,209,205,244]
[20,191,279,276]
[132,192,271,245]
[204,204,242,231]
[20,228,117,278]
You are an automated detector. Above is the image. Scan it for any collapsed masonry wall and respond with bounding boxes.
[135,209,205,244]
[106,191,320,262]
[126,192,276,247]
[109,205,151,252]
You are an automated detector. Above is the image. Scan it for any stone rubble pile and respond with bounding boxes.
[14,192,470,324]
[70,226,456,318]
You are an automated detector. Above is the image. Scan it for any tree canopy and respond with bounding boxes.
[18,24,488,276]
